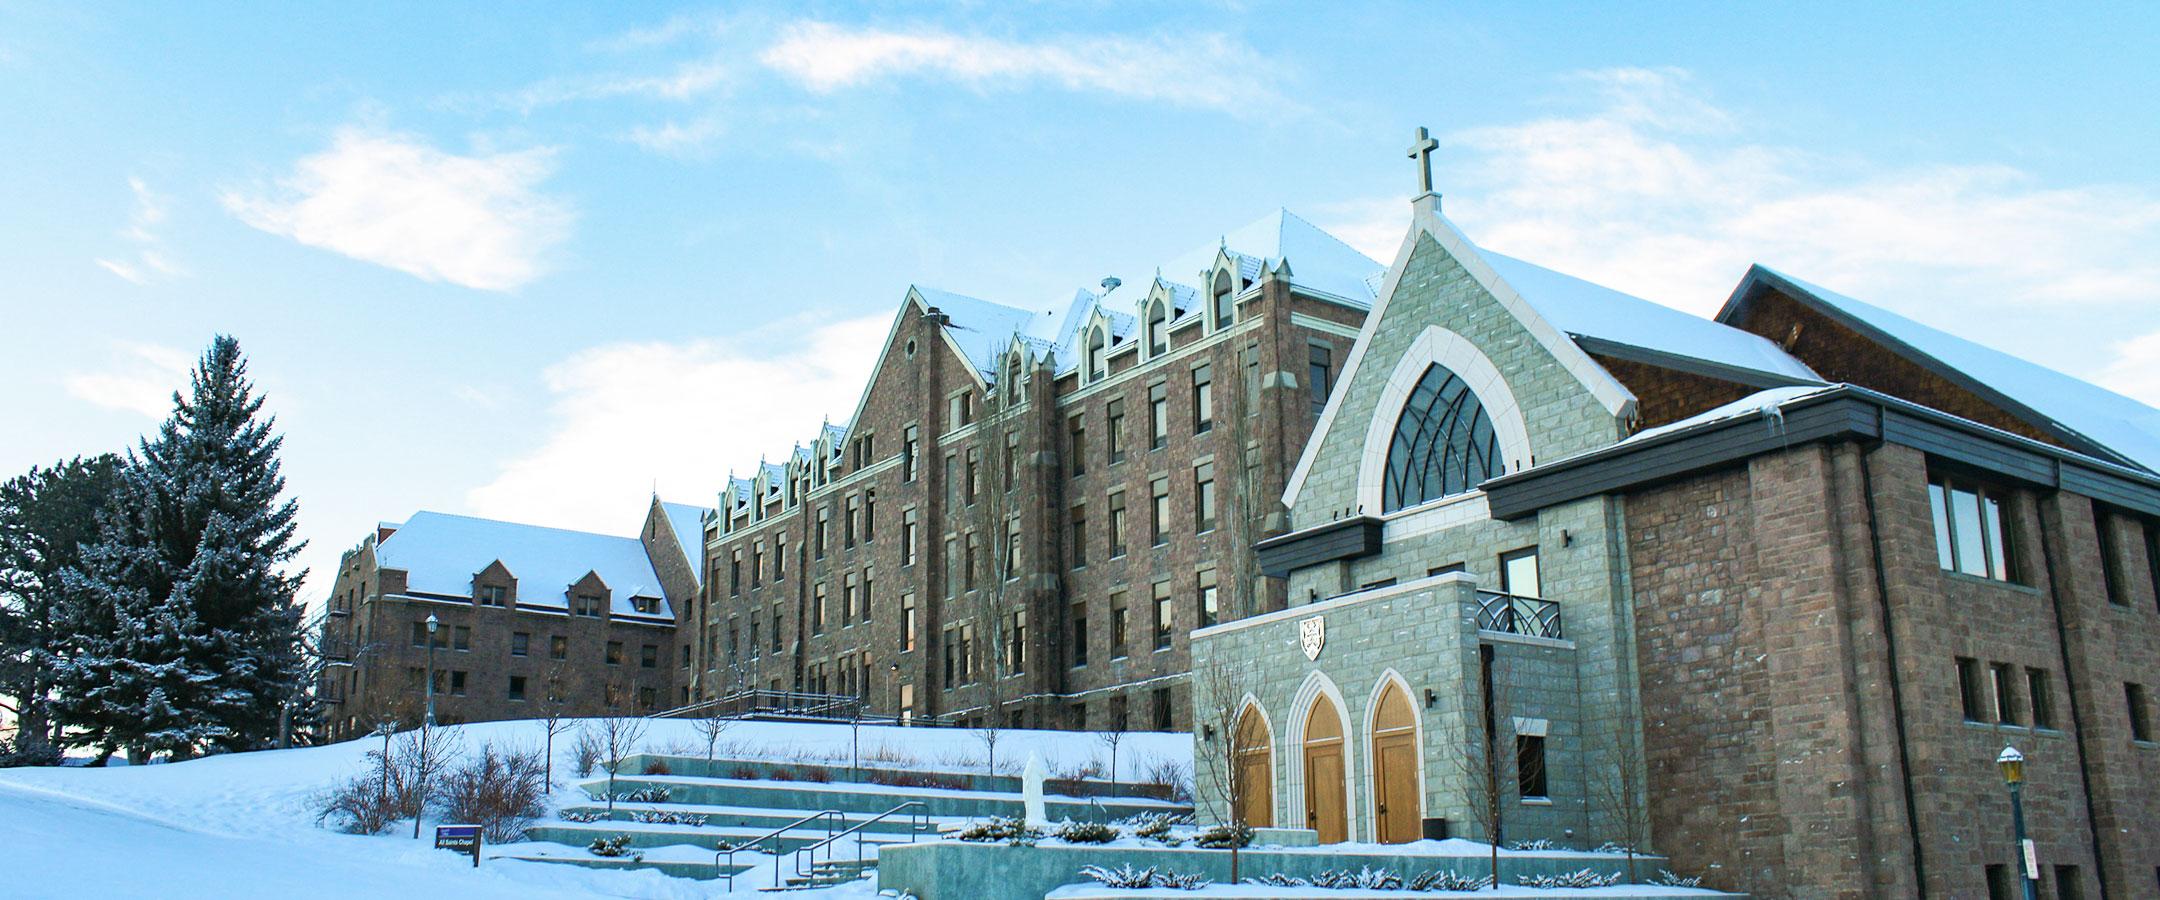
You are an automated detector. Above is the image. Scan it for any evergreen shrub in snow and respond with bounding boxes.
[1192,822,1251,849]
[559,809,606,823]
[1052,820,1117,844]
[587,834,638,859]
[1593,841,1636,854]
[0,736,63,768]
[1308,868,1402,890]
[1505,838,1560,851]
[1123,812,1181,845]
[616,786,670,804]
[1517,868,1621,888]
[630,810,708,827]
[1407,870,1491,891]
[954,816,1042,845]
[1651,869,1704,888]
[1078,864,1210,890]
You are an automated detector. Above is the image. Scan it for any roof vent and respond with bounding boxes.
[1100,276,1122,295]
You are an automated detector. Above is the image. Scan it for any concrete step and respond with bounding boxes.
[582,773,1188,821]
[490,845,753,882]
[616,753,1181,802]
[555,800,960,835]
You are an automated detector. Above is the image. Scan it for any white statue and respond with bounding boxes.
[1022,751,1048,826]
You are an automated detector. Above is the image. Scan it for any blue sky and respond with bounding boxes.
[4,2,2158,600]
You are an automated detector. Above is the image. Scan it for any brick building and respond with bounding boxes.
[689,210,1383,731]
[317,497,706,740]
[1197,157,2157,899]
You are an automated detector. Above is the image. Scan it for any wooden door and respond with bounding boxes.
[1371,683,1421,843]
[1233,705,1274,827]
[1302,694,1348,843]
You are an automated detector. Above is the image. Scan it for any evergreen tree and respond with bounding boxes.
[53,336,308,758]
[0,455,122,755]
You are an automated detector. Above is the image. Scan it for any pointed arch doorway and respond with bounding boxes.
[1371,681,1422,843]
[1302,694,1349,843]
[1233,705,1274,828]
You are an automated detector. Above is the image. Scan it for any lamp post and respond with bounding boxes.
[424,614,440,727]
[1998,745,2037,900]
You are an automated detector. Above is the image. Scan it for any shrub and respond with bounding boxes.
[559,809,606,823]
[642,758,671,776]
[1192,822,1251,849]
[614,786,671,804]
[1132,754,1193,803]
[1309,869,1401,890]
[0,736,63,768]
[1593,841,1636,855]
[1408,870,1491,891]
[1079,865,1210,890]
[587,834,639,859]
[868,770,968,791]
[439,744,548,842]
[630,810,708,827]
[1125,813,1178,843]
[1651,869,1704,888]
[1518,868,1621,889]
[955,816,1042,845]
[316,771,401,835]
[570,728,603,777]
[729,765,762,781]
[795,765,831,783]
[1506,838,1560,851]
[1053,820,1118,844]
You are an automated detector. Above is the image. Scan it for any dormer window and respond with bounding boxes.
[1146,300,1168,356]
[1086,326,1108,381]
[573,594,605,618]
[631,597,659,615]
[477,584,506,607]
[1211,269,1235,330]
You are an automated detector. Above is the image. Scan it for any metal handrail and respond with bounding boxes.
[788,801,929,886]
[1476,590,1564,640]
[716,809,840,891]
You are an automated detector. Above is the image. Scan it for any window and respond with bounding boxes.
[943,454,959,507]
[410,621,430,647]
[812,583,828,634]
[949,390,975,428]
[902,508,919,567]
[1068,415,1087,478]
[1112,695,1130,731]
[1500,548,1541,599]
[843,574,858,624]
[1192,364,1213,433]
[1516,734,1548,799]
[2146,522,2160,612]
[903,425,920,482]
[1150,478,1171,546]
[1086,327,1107,381]
[1194,462,1216,533]
[1110,591,1129,657]
[2129,683,2153,741]
[1985,864,2012,900]
[751,543,763,588]
[771,603,783,652]
[637,644,655,669]
[861,568,874,623]
[1107,399,1127,463]
[815,506,830,559]
[844,495,859,549]
[964,533,981,592]
[1928,476,2015,581]
[507,675,526,702]
[942,535,959,598]
[1957,657,1987,723]
[1308,343,1332,416]
[605,641,623,666]
[2054,865,2083,900]
[902,594,917,652]
[638,687,656,711]
[747,614,760,658]
[965,448,981,503]
[510,632,529,657]
[1004,518,1022,581]
[1003,431,1019,492]
[1153,580,1174,650]
[2096,508,2126,605]
[1108,492,1129,558]
[449,671,466,696]
[864,490,876,542]
[1991,662,2020,725]
[1198,568,1219,628]
[1069,602,1088,667]
[730,550,742,596]
[1147,301,1168,355]
[1153,688,1173,731]
[1069,504,1088,568]
[942,628,958,685]
[959,623,976,683]
[1148,382,1169,450]
[550,635,567,661]
[574,594,604,617]
[1211,269,1234,330]
[1007,609,1027,673]
[478,584,506,606]
[2028,667,2055,729]
[1382,364,1502,512]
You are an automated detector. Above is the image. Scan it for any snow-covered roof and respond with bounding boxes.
[1151,208,1384,308]
[913,285,1060,379]
[1480,249,1821,386]
[1725,267,2160,475]
[375,511,671,619]
[659,501,709,575]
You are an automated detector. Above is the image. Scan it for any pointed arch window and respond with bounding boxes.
[1382,364,1502,512]
[1086,327,1108,381]
[1211,270,1234,330]
[1146,300,1168,356]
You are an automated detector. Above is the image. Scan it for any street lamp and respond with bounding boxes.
[1998,745,2037,900]
[424,614,440,728]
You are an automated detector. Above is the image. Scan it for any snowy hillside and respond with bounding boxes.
[0,719,1191,899]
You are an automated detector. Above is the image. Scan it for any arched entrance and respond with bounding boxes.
[1233,704,1274,828]
[1302,694,1349,843]
[1370,681,1421,843]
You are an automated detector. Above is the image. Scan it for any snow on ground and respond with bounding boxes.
[0,717,1190,899]
[1049,887,1726,899]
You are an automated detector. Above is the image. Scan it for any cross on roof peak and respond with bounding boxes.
[1407,126,1439,196]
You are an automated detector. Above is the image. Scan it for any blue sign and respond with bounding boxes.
[435,824,483,866]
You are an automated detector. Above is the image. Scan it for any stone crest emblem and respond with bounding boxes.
[1299,615,1326,661]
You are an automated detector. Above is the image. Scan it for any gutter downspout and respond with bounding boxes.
[1856,419,1930,895]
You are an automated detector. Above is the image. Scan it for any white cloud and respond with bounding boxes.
[759,21,1281,112]
[221,127,573,292]
[466,313,891,530]
[94,177,184,285]
[502,57,734,111]
[65,341,194,418]
[2098,330,2160,408]
[625,116,727,157]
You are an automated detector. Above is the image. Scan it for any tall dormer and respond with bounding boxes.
[1143,281,1172,358]
[1084,317,1110,384]
[1210,265,1236,331]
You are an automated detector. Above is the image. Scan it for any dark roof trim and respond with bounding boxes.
[1717,267,2138,471]
[1484,385,2160,520]
[1573,334,1821,391]
[1254,515,1384,578]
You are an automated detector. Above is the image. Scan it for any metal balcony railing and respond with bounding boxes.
[1476,590,1563,640]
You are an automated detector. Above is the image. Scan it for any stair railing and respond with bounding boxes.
[788,801,930,885]
[715,808,839,891]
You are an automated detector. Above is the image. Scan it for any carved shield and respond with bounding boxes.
[1299,615,1326,661]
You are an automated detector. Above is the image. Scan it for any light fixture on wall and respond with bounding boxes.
[1201,724,1215,742]
[1562,529,1574,547]
[1424,688,1437,709]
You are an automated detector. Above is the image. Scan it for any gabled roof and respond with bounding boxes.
[659,501,710,576]
[1722,266,2160,475]
[912,285,1059,380]
[1481,250,1821,387]
[1152,208,1384,308]
[375,511,671,619]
